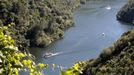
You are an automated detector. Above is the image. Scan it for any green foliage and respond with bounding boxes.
[60,61,86,75]
[0,25,47,75]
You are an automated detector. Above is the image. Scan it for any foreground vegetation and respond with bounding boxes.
[0,25,47,75]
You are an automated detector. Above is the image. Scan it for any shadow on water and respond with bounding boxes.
[118,21,134,27]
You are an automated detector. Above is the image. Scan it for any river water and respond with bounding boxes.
[30,0,132,75]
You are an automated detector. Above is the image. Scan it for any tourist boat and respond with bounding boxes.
[105,5,111,10]
[43,52,61,58]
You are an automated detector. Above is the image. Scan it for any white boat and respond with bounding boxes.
[43,52,61,58]
[105,5,111,10]
[102,33,105,37]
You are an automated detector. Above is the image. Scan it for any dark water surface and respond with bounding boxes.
[30,0,132,75]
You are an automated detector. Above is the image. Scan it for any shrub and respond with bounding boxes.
[0,25,47,75]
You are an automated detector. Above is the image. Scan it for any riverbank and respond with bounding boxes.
[117,0,134,24]
[0,0,88,49]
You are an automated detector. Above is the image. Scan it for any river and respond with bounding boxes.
[30,0,132,75]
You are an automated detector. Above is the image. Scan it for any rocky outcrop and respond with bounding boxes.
[0,0,87,49]
[117,0,134,24]
[80,29,134,75]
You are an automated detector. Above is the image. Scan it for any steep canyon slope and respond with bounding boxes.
[0,0,86,49]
